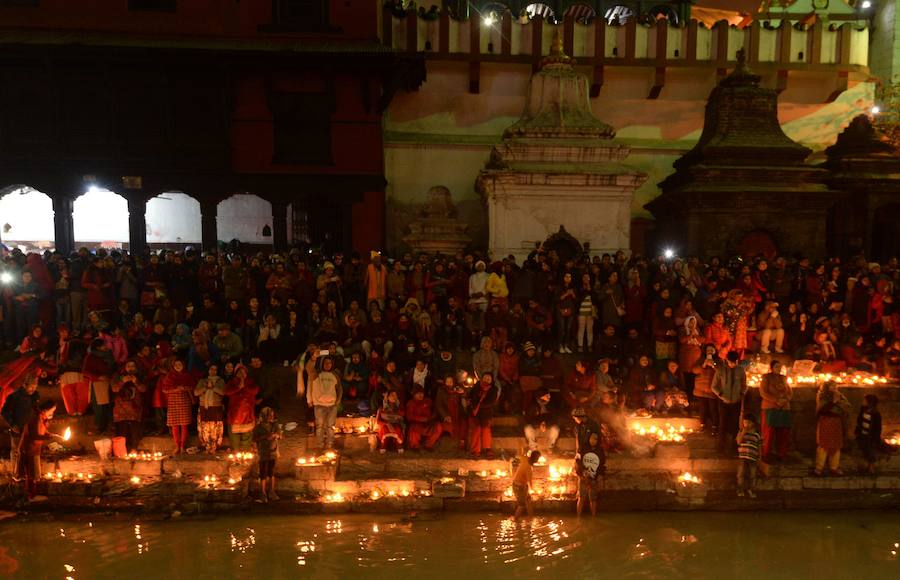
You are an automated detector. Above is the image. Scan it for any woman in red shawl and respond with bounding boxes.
[224,364,260,451]
[497,342,519,413]
[160,357,195,454]
[0,325,46,411]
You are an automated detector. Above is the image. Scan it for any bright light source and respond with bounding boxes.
[871,105,881,115]
[483,13,496,26]
[664,248,675,259]
[0,272,12,284]
[861,0,872,8]
[86,185,100,194]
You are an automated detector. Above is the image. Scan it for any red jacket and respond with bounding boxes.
[224,377,260,426]
[405,397,434,424]
[82,351,113,381]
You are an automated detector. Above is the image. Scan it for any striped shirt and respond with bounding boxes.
[738,430,762,462]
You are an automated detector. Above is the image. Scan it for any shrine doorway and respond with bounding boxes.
[738,229,778,261]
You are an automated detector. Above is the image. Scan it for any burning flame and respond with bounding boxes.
[130,476,141,485]
[678,472,701,486]
[63,427,72,441]
[630,422,693,442]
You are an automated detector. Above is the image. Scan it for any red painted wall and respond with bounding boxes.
[0,0,378,40]
[230,72,384,175]
[353,190,386,254]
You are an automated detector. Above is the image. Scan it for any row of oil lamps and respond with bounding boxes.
[322,488,434,503]
[295,451,339,466]
[747,371,891,388]
[630,423,695,443]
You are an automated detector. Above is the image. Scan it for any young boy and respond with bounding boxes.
[736,414,762,498]
[253,407,282,503]
[512,450,541,519]
[575,431,606,517]
[855,394,886,475]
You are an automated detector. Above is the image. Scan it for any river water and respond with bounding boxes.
[0,511,898,579]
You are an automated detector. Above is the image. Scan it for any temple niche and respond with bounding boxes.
[476,36,647,263]
[645,50,844,259]
[402,185,472,255]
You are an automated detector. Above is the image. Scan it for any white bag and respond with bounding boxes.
[94,438,112,460]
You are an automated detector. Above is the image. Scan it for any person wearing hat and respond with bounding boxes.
[365,251,388,310]
[523,388,560,453]
[468,260,489,312]
[213,323,243,362]
[757,301,785,354]
[316,261,343,309]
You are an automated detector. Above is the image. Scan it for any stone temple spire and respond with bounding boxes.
[672,46,810,169]
[502,31,614,140]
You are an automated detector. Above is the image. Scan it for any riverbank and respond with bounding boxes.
[2,423,899,516]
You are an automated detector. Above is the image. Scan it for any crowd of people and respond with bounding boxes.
[1,244,898,500]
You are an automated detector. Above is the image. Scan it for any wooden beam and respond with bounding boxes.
[564,13,575,56]
[778,21,792,64]
[747,21,760,64]
[469,61,480,93]
[648,22,667,99]
[382,4,393,48]
[686,19,697,63]
[501,11,511,55]
[810,21,822,64]
[826,70,849,102]
[591,19,606,97]
[439,10,449,54]
[406,10,417,53]
[648,66,665,99]
[531,15,543,71]
[837,24,852,65]
[714,20,729,64]
[625,19,637,63]
[776,68,788,93]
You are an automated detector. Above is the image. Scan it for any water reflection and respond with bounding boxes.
[1,513,899,578]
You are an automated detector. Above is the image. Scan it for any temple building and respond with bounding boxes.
[0,1,897,258]
[0,1,424,256]
[645,50,842,259]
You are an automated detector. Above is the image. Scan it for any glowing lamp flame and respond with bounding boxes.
[678,472,702,486]
[63,427,72,441]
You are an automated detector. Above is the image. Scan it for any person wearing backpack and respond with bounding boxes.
[306,352,342,450]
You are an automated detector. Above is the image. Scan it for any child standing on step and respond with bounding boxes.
[253,407,282,503]
[736,414,761,498]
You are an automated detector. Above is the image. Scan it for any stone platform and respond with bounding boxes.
[3,427,899,515]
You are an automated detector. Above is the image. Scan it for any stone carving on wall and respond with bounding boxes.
[402,185,471,254]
